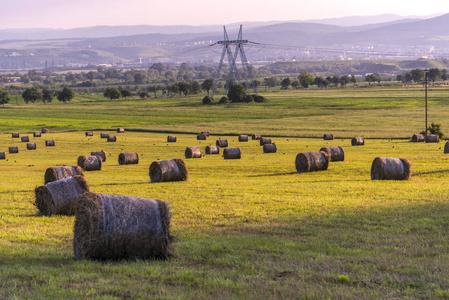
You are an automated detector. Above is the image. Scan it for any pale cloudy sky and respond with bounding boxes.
[1,0,449,29]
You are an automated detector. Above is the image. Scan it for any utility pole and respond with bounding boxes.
[424,69,428,135]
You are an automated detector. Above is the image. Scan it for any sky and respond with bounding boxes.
[1,0,449,29]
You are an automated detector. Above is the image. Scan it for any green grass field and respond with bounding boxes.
[1,86,449,299]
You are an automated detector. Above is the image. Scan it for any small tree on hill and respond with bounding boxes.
[227,84,247,102]
[120,88,132,99]
[104,87,121,100]
[22,87,42,104]
[57,87,75,103]
[42,89,55,104]
[0,90,10,105]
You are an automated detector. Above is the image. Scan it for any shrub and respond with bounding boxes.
[253,95,267,103]
[420,122,445,140]
[244,95,254,103]
[202,96,213,105]
[219,96,229,104]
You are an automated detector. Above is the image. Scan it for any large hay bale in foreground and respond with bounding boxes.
[263,143,277,153]
[412,134,424,142]
[252,134,261,140]
[216,139,228,148]
[444,141,449,154]
[118,152,139,165]
[91,151,106,162]
[167,135,177,142]
[45,140,55,147]
[260,137,272,146]
[149,159,189,183]
[12,132,20,138]
[117,127,125,133]
[319,146,345,162]
[45,166,84,184]
[425,134,438,143]
[205,145,219,154]
[100,132,109,139]
[0,152,5,160]
[27,143,37,150]
[77,155,102,171]
[223,147,241,159]
[41,128,49,134]
[9,146,18,154]
[185,146,202,158]
[33,131,42,138]
[238,135,248,142]
[35,176,90,216]
[21,136,29,142]
[323,133,334,140]
[351,137,365,146]
[197,133,207,140]
[85,131,94,137]
[295,151,330,173]
[371,157,411,180]
[107,135,117,142]
[73,192,173,260]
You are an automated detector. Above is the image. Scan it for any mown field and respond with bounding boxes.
[1,86,449,299]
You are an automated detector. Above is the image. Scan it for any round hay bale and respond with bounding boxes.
[117,127,125,133]
[323,133,334,140]
[91,151,106,162]
[149,159,189,183]
[252,133,261,140]
[201,131,210,137]
[45,140,55,147]
[118,152,139,165]
[444,141,449,154]
[12,132,20,138]
[197,133,207,140]
[167,135,177,142]
[41,128,49,134]
[223,147,241,159]
[77,155,102,171]
[260,137,272,146]
[371,157,411,180]
[45,166,84,184]
[295,151,330,173]
[425,134,438,143]
[27,143,37,150]
[263,143,277,153]
[216,139,228,148]
[73,192,173,260]
[205,145,220,154]
[21,136,29,142]
[100,132,109,138]
[9,146,19,154]
[0,152,5,160]
[85,131,94,137]
[34,176,90,216]
[319,146,345,162]
[238,135,248,142]
[107,135,117,142]
[412,133,424,142]
[185,146,202,158]
[351,137,365,146]
[33,131,42,138]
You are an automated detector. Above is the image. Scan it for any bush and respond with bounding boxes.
[253,95,267,103]
[420,122,445,140]
[202,96,213,105]
[244,95,254,103]
[219,96,229,104]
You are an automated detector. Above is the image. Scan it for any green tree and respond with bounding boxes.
[298,71,315,88]
[57,87,75,103]
[0,90,10,105]
[350,75,357,85]
[22,87,42,104]
[428,68,441,82]
[178,82,190,97]
[104,87,121,100]
[138,91,149,99]
[411,69,425,83]
[190,81,201,94]
[340,75,349,87]
[441,69,448,82]
[42,89,54,104]
[227,84,247,102]
[86,71,95,82]
[120,89,132,99]
[291,80,300,89]
[201,79,214,95]
[281,78,291,89]
[332,76,340,87]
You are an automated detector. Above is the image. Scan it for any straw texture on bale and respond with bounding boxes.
[205,145,220,154]
[91,151,106,162]
[35,176,90,216]
[323,133,334,140]
[425,134,438,143]
[34,131,42,137]
[252,134,261,140]
[0,152,5,160]
[167,135,177,142]
[201,131,210,137]
[260,137,272,146]
[73,192,173,260]
[117,127,125,133]
[223,147,241,159]
[371,157,411,180]
[45,166,84,184]
[295,151,330,173]
[85,131,94,136]
[185,146,202,158]
[107,135,117,142]
[9,146,18,154]
[118,152,139,165]
[12,132,20,138]
[444,141,449,154]
[45,140,55,147]
[319,146,345,162]
[412,133,424,142]
[149,159,189,183]
[351,137,365,146]
[21,136,29,142]
[41,128,49,134]
[263,143,277,153]
[216,139,228,148]
[238,135,248,142]
[27,143,37,150]
[77,155,102,171]
[100,132,109,138]
[197,133,207,140]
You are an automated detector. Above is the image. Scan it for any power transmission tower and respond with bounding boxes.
[210,25,259,99]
